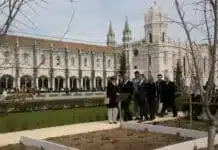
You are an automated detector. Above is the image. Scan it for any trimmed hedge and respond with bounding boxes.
[182,102,218,118]
[0,97,105,113]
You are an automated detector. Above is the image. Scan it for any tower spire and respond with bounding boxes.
[107,20,115,47]
[108,20,113,34]
[124,16,130,33]
[122,16,132,46]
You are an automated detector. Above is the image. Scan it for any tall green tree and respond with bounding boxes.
[119,51,127,77]
[175,60,184,92]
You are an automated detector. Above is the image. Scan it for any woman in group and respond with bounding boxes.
[147,76,157,120]
[106,76,119,124]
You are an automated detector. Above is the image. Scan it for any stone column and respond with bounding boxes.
[113,52,117,75]
[49,44,54,90]
[103,52,106,88]
[42,77,45,89]
[64,45,69,89]
[36,77,39,89]
[5,77,8,89]
[33,40,38,89]
[91,50,95,90]
[78,49,82,89]
[52,78,55,90]
[15,38,20,88]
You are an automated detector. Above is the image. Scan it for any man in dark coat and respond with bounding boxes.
[132,71,141,119]
[147,76,157,120]
[118,75,133,121]
[156,74,165,115]
[137,74,149,122]
[160,76,177,117]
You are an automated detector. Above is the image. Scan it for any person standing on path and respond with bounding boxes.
[137,74,149,122]
[160,76,178,117]
[132,71,141,120]
[118,75,133,121]
[156,74,165,115]
[106,76,119,124]
[147,76,157,120]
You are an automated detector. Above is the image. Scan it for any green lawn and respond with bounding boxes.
[0,106,107,133]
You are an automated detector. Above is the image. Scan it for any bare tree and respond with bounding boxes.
[174,0,218,149]
[0,0,76,35]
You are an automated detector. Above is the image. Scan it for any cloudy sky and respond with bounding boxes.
[5,0,199,45]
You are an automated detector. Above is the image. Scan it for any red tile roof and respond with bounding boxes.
[0,34,113,52]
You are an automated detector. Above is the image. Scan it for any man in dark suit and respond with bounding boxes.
[118,75,133,121]
[156,74,165,115]
[160,76,177,117]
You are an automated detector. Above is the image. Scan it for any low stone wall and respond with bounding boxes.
[122,122,218,150]
[20,136,78,150]
[155,135,218,150]
[122,122,207,138]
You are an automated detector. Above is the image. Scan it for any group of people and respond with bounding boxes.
[106,71,178,124]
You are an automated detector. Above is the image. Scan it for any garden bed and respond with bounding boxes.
[47,128,191,150]
[152,117,209,131]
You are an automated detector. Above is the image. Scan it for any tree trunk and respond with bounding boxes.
[208,124,216,150]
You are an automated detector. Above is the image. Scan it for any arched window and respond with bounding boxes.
[71,57,75,66]
[162,32,165,42]
[56,56,61,65]
[149,33,153,43]
[203,57,206,72]
[148,54,152,67]
[96,58,100,67]
[84,57,87,67]
[164,52,167,64]
[133,49,139,57]
[107,59,111,68]
[41,54,45,65]
[3,51,9,64]
[23,52,29,65]
[183,57,186,76]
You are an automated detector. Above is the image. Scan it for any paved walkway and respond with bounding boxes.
[0,112,184,147]
[0,121,119,147]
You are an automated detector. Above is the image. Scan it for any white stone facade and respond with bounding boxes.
[0,36,117,91]
[0,1,215,91]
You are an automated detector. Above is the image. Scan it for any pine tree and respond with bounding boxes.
[119,51,127,77]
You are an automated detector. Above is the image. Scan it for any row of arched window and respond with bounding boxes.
[39,55,112,68]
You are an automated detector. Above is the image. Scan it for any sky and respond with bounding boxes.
[4,0,200,45]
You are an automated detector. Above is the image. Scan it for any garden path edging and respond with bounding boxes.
[154,134,218,150]
[20,136,79,150]
[122,122,216,150]
[122,122,207,138]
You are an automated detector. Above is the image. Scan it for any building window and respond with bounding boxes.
[149,33,153,43]
[133,49,139,57]
[203,57,206,72]
[56,56,61,65]
[164,52,167,64]
[84,57,87,67]
[107,59,111,68]
[162,32,165,42]
[96,58,100,67]
[23,52,29,65]
[3,51,9,64]
[71,57,75,66]
[148,55,152,67]
[41,54,45,65]
[183,57,186,76]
